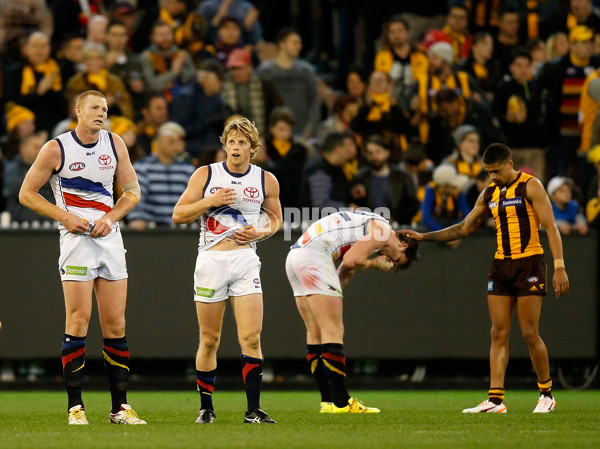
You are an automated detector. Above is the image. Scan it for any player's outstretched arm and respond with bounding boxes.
[342,220,395,271]
[527,178,569,297]
[172,166,236,224]
[19,140,89,233]
[233,172,282,244]
[404,189,490,243]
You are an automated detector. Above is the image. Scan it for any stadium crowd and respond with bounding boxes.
[2,0,600,233]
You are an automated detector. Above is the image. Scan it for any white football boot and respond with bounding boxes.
[462,400,507,413]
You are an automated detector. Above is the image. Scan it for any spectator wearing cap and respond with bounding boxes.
[424,88,504,165]
[110,2,137,37]
[537,25,600,177]
[0,104,38,161]
[5,31,66,135]
[351,135,420,228]
[170,59,233,156]
[421,4,472,64]
[493,48,545,180]
[419,164,470,233]
[442,125,483,180]
[197,0,262,45]
[214,17,246,67]
[128,121,195,230]
[257,27,319,137]
[65,43,134,119]
[132,0,188,53]
[221,48,282,135]
[547,175,588,235]
[407,41,486,145]
[139,20,197,102]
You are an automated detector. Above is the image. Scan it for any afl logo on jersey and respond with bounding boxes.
[244,187,259,198]
[98,154,112,165]
[210,186,223,194]
[69,162,85,171]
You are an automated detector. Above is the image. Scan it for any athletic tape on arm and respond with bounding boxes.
[121,179,141,205]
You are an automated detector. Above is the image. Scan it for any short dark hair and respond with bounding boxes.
[268,106,296,128]
[199,58,225,81]
[320,132,346,155]
[143,93,167,109]
[396,232,419,271]
[499,5,519,18]
[510,47,532,64]
[365,134,390,150]
[276,27,298,44]
[473,32,492,45]
[435,88,459,105]
[482,143,512,165]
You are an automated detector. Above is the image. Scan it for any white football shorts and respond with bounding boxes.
[193,248,262,303]
[285,247,343,298]
[58,229,128,282]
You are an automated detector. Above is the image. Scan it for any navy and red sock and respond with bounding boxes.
[321,343,350,408]
[103,336,130,413]
[196,369,216,411]
[62,334,86,411]
[241,355,263,411]
[306,344,333,403]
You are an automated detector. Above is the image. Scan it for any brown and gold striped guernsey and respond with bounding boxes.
[484,172,544,260]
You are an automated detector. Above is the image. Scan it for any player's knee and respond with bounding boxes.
[68,315,91,334]
[521,328,540,346]
[490,326,509,342]
[239,332,261,351]
[200,333,221,351]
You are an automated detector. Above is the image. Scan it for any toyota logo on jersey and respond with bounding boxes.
[244,187,259,198]
[210,186,223,194]
[98,154,112,165]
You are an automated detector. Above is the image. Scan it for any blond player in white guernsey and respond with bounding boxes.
[19,90,146,426]
[173,118,282,424]
[286,210,418,414]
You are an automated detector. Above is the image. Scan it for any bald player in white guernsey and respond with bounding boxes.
[286,210,418,414]
[173,118,282,424]
[19,90,146,426]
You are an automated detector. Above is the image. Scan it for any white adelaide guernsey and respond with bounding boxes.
[199,161,265,251]
[291,211,390,262]
[50,130,118,233]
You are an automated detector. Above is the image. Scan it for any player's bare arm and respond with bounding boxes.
[172,166,236,224]
[233,172,283,244]
[404,189,490,242]
[90,133,140,237]
[341,220,395,271]
[19,140,89,234]
[527,178,570,297]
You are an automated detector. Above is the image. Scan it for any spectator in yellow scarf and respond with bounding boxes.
[4,31,67,134]
[66,43,134,119]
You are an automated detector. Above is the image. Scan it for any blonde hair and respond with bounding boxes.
[157,121,186,138]
[220,117,261,160]
[76,90,107,109]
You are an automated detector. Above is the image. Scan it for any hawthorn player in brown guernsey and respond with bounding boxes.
[404,143,569,414]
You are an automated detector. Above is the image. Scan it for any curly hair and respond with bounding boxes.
[220,117,261,160]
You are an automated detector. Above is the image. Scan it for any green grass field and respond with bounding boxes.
[1,390,599,448]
